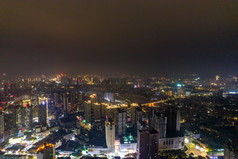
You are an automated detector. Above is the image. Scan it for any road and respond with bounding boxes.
[185,137,208,157]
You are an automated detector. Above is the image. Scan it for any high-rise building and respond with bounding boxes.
[54,93,59,106]
[13,106,19,129]
[38,97,48,125]
[101,103,107,119]
[117,109,126,136]
[135,108,143,123]
[137,128,159,159]
[75,121,81,135]
[20,107,26,127]
[129,103,139,126]
[14,105,32,129]
[78,92,83,103]
[84,100,92,123]
[105,119,115,149]
[29,105,33,129]
[63,93,69,113]
[165,107,181,133]
[158,107,184,151]
[106,107,118,122]
[4,83,9,96]
[84,99,105,123]
[93,102,101,121]
[10,83,17,94]
[152,113,167,139]
[18,100,33,129]
[69,94,76,112]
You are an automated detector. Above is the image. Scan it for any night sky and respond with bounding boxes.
[1,0,238,76]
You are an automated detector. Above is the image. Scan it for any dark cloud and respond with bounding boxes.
[1,0,238,76]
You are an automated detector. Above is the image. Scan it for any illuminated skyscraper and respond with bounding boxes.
[105,119,115,149]
[20,100,32,128]
[38,97,48,125]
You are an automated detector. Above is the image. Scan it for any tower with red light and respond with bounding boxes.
[38,97,48,125]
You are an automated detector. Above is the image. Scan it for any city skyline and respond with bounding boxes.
[1,1,238,158]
